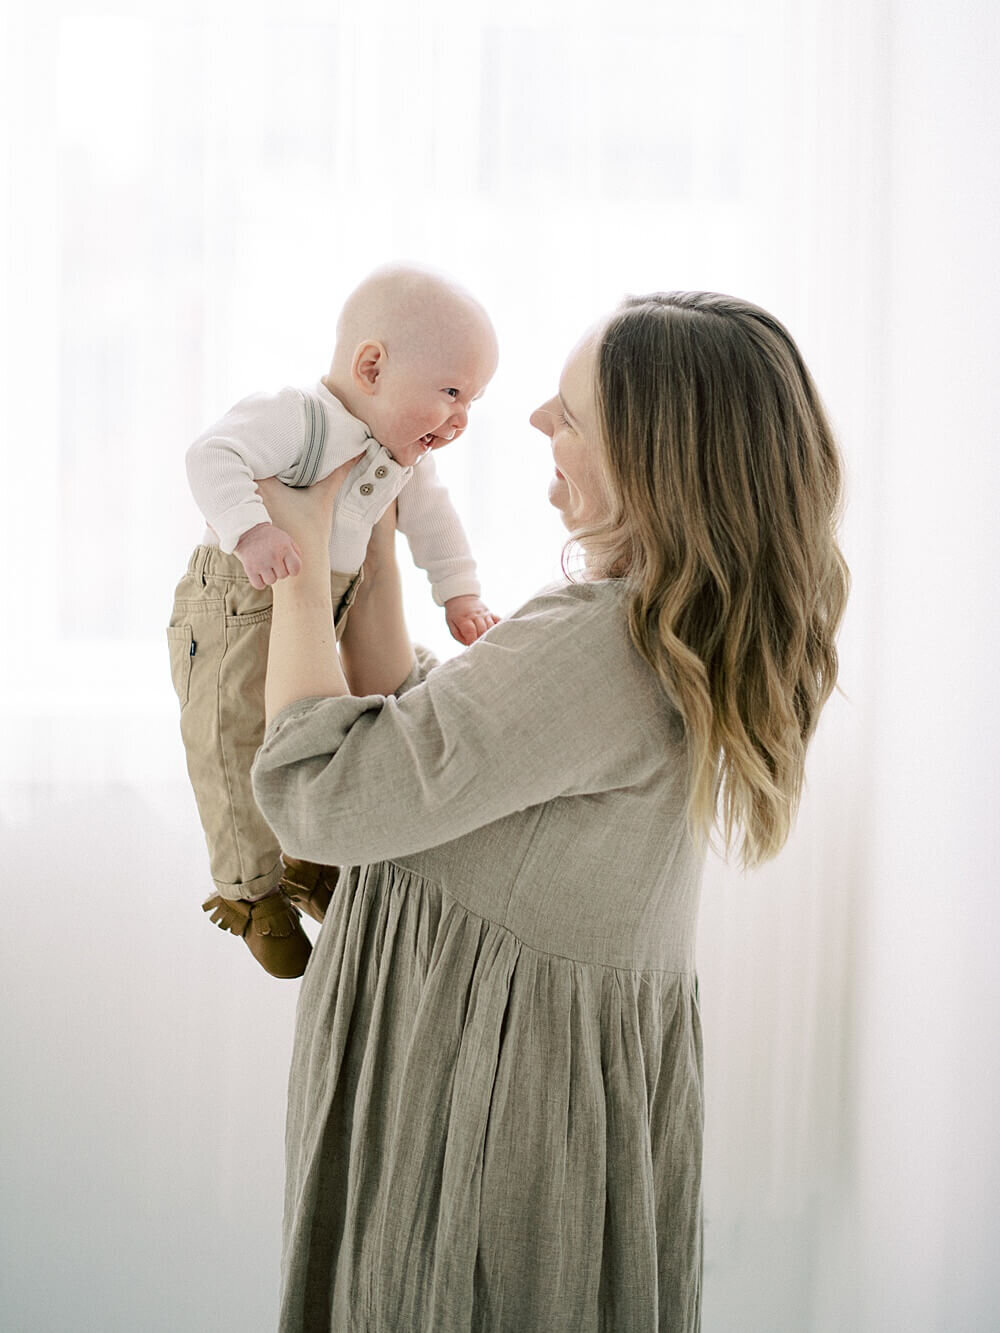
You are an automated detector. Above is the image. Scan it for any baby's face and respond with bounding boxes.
[366,327,498,469]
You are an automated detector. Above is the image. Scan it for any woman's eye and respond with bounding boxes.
[560,413,574,429]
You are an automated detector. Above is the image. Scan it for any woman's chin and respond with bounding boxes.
[548,485,581,532]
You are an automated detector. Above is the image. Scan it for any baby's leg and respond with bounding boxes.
[168,546,285,900]
[331,565,365,640]
[168,547,311,978]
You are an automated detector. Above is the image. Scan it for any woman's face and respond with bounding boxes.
[531,330,612,534]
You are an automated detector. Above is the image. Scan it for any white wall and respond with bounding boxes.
[854,3,1000,1328]
[1,1,998,1329]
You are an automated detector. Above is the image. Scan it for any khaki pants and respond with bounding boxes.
[166,545,363,900]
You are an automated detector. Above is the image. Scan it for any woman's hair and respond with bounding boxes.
[563,291,850,870]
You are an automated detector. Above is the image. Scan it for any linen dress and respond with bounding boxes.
[251,577,707,1333]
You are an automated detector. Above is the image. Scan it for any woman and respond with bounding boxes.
[250,291,850,1332]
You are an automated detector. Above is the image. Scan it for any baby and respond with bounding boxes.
[167,264,499,979]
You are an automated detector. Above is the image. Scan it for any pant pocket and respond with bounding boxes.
[224,580,273,620]
[220,608,273,725]
[166,624,195,708]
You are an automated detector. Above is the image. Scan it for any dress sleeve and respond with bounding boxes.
[250,583,676,867]
[391,642,440,698]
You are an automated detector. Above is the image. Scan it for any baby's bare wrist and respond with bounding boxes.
[235,521,270,550]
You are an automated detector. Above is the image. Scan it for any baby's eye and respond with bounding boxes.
[444,387,460,398]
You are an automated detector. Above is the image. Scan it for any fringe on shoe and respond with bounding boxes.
[202,895,251,936]
[247,892,303,940]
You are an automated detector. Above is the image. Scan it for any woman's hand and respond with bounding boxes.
[254,452,366,558]
[258,456,366,723]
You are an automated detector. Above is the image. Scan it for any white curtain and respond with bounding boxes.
[2,1,997,1329]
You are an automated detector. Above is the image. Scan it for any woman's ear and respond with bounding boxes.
[352,340,385,395]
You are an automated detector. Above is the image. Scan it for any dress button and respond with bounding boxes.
[359,482,374,496]
[374,465,388,479]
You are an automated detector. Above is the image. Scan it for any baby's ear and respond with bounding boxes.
[352,340,385,393]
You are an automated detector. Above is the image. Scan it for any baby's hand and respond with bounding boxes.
[445,594,501,646]
[234,522,303,589]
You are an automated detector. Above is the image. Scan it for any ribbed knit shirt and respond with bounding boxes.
[185,381,481,607]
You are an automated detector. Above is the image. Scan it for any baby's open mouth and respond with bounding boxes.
[418,434,434,448]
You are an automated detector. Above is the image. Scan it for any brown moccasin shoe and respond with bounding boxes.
[202,890,312,978]
[279,857,340,924]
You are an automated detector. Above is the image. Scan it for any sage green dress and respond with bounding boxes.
[251,578,706,1332]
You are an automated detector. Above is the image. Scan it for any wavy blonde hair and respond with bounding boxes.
[563,292,850,870]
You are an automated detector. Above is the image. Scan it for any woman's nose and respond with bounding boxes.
[530,405,554,436]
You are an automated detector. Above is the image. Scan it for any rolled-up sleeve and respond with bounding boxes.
[250,584,674,867]
[390,642,439,699]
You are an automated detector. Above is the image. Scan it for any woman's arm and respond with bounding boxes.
[338,503,417,698]
[266,548,348,724]
[251,582,675,869]
[254,467,360,726]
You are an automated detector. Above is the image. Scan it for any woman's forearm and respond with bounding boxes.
[338,561,415,697]
[264,546,349,726]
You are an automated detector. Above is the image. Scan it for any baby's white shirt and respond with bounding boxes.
[185,381,481,607]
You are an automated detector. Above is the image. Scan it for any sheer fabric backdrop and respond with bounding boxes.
[2,1,997,1329]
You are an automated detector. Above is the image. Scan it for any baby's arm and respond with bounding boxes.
[185,388,313,576]
[395,456,500,645]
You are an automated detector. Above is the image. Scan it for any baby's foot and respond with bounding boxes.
[279,857,339,923]
[201,890,311,978]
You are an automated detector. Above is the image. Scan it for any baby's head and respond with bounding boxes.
[326,264,499,468]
